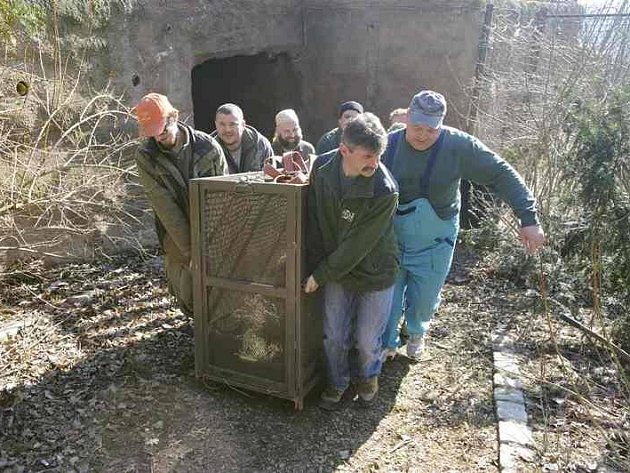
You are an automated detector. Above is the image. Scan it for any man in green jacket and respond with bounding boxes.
[210,103,273,174]
[381,90,545,361]
[135,93,228,314]
[305,112,399,408]
[315,101,364,154]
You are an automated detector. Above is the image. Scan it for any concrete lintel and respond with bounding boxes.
[494,386,525,404]
[499,442,536,472]
[493,372,523,390]
[496,400,528,424]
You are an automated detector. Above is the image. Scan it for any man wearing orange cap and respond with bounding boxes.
[134,92,228,314]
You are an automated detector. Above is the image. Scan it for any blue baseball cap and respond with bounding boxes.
[408,90,447,128]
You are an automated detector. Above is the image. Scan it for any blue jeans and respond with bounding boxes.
[383,198,458,349]
[322,282,395,391]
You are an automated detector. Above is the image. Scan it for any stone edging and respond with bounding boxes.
[493,328,536,472]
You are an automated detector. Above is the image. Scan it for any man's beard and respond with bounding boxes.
[277,135,300,150]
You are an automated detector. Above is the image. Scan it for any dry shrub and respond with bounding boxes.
[0,52,153,266]
[463,1,630,469]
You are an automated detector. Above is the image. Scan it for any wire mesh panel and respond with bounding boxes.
[204,190,288,286]
[206,288,286,383]
[190,173,322,409]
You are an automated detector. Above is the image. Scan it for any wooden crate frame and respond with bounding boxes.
[190,173,321,409]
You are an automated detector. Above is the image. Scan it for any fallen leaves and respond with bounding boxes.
[0,248,626,472]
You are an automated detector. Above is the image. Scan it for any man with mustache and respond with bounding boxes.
[211,103,273,174]
[305,112,399,409]
[381,90,545,361]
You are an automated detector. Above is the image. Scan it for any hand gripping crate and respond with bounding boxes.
[189,172,322,409]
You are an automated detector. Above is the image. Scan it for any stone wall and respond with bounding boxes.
[0,0,487,266]
[107,0,485,141]
[109,0,304,121]
[299,0,483,137]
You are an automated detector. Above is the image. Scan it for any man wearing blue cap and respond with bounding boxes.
[316,101,364,154]
[381,90,545,360]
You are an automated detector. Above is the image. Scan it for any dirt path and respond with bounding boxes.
[1,250,627,472]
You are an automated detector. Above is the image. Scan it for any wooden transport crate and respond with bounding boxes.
[189,172,322,409]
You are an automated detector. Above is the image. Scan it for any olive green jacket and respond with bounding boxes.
[307,151,400,292]
[135,123,228,261]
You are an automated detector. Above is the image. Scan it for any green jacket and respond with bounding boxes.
[211,125,273,174]
[307,151,400,292]
[135,123,228,261]
[315,127,342,154]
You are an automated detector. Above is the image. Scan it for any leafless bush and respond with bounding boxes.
[475,0,628,208]
[465,1,630,469]
[470,0,630,335]
[0,51,152,266]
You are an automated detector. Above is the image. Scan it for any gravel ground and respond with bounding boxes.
[0,248,627,472]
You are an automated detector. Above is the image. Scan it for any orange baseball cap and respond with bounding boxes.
[134,93,175,137]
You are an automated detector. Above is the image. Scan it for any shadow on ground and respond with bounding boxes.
[1,249,499,472]
[0,255,413,472]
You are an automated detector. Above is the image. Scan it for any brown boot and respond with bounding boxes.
[319,385,346,410]
[356,377,378,403]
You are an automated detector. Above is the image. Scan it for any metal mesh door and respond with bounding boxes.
[204,191,288,286]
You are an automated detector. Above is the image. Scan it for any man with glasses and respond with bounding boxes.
[211,103,273,174]
[134,93,228,315]
[381,90,545,361]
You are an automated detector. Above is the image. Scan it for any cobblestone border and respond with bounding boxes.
[493,327,536,472]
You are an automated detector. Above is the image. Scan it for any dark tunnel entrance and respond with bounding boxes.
[191,52,303,139]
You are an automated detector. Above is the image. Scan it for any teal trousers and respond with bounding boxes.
[383,198,458,349]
